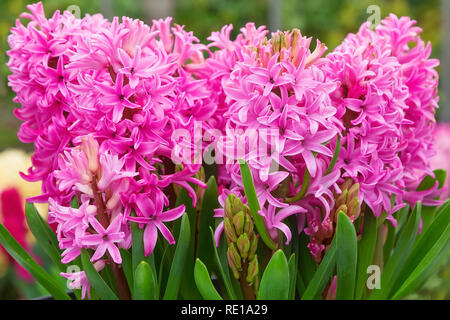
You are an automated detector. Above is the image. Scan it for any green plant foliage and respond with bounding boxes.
[257,250,289,300]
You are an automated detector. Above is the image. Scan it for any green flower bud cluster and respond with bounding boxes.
[224,194,259,287]
[333,179,361,221]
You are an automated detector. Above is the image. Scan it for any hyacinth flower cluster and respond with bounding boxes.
[204,15,443,263]
[6,2,212,299]
[2,2,449,301]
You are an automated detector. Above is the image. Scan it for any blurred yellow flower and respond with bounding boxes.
[0,149,47,218]
[0,149,47,277]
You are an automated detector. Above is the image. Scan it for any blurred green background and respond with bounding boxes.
[0,0,448,299]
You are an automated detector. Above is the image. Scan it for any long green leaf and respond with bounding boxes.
[325,135,341,175]
[134,261,158,300]
[336,212,357,300]
[197,176,219,269]
[194,258,223,300]
[163,213,191,299]
[175,188,202,300]
[369,202,421,300]
[257,249,289,300]
[210,227,237,300]
[288,253,297,300]
[417,170,446,232]
[0,223,71,300]
[25,203,65,272]
[238,160,277,250]
[392,225,450,300]
[390,200,450,296]
[130,215,144,273]
[119,249,134,296]
[80,249,118,300]
[383,221,396,265]
[355,210,377,299]
[298,233,316,287]
[301,238,336,300]
[417,169,446,191]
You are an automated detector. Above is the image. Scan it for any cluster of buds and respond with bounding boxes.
[270,28,327,68]
[305,179,361,263]
[332,179,361,223]
[224,194,259,294]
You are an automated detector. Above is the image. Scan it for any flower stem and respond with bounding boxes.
[92,180,131,300]
[239,259,256,300]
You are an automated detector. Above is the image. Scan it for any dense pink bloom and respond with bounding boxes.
[205,25,340,246]
[60,260,105,299]
[8,3,209,298]
[323,14,440,218]
[8,3,444,292]
[80,215,125,264]
[430,123,450,199]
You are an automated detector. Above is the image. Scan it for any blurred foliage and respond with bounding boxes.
[0,0,446,300]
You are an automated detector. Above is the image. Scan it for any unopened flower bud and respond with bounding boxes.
[336,189,348,208]
[227,251,240,280]
[336,204,347,215]
[81,134,99,173]
[249,234,259,260]
[348,197,360,219]
[227,243,242,271]
[348,183,360,201]
[225,194,243,218]
[243,213,254,235]
[232,211,245,235]
[224,217,237,243]
[246,255,259,284]
[237,234,250,259]
[341,179,352,192]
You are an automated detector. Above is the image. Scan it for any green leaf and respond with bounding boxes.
[355,210,377,299]
[417,169,446,191]
[80,249,118,300]
[325,135,341,175]
[392,240,449,300]
[394,204,410,236]
[25,203,65,272]
[197,176,219,269]
[302,238,336,300]
[130,214,145,274]
[390,200,450,297]
[336,212,358,300]
[210,227,237,300]
[101,264,119,296]
[0,223,71,300]
[416,170,446,232]
[370,202,421,300]
[119,249,133,296]
[383,221,396,265]
[298,233,316,287]
[194,258,223,300]
[257,249,289,300]
[134,261,158,300]
[163,213,191,299]
[288,253,297,300]
[238,159,277,250]
[209,227,237,300]
[392,224,450,299]
[285,167,311,204]
[175,188,202,300]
